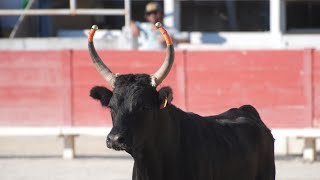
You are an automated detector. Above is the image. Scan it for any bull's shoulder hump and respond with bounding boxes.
[239,104,261,120]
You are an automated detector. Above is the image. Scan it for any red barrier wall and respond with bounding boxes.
[0,49,318,128]
[0,51,71,126]
[185,50,311,128]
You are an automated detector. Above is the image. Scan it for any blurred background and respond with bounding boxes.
[0,0,320,180]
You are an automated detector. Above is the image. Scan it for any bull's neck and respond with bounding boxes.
[155,105,181,147]
[132,105,183,180]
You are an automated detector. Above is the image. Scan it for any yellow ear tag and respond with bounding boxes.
[160,97,168,109]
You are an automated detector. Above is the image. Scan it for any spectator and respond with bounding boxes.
[130,2,189,50]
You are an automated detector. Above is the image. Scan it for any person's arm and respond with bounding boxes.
[172,37,190,44]
[158,36,189,46]
[130,21,140,38]
[172,29,190,44]
[159,30,190,45]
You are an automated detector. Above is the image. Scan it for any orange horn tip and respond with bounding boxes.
[155,22,173,46]
[88,25,98,42]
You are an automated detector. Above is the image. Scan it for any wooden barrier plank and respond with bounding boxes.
[0,49,317,129]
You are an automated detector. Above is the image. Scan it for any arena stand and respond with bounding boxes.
[0,49,319,160]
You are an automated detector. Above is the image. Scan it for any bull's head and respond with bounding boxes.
[88,23,174,155]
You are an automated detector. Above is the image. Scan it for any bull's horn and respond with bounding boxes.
[88,25,116,88]
[151,22,175,87]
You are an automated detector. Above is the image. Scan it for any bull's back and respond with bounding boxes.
[206,105,261,122]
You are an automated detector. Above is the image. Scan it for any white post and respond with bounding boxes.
[270,0,286,46]
[124,0,131,29]
[63,135,76,159]
[303,138,316,162]
[164,0,180,30]
[69,0,77,15]
[121,0,137,49]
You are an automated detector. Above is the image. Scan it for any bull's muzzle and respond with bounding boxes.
[106,133,127,151]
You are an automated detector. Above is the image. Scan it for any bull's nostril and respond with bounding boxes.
[113,134,125,145]
[117,136,125,144]
[107,134,125,145]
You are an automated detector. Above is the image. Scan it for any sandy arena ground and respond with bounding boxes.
[0,136,319,180]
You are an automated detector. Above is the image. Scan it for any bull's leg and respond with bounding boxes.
[255,151,276,180]
[132,163,138,180]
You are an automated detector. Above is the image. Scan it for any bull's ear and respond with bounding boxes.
[158,86,173,109]
[90,86,113,107]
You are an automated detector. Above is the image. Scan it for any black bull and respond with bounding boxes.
[88,24,275,180]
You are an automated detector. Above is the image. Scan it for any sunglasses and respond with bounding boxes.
[146,10,159,16]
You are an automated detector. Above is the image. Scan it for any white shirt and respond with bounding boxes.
[136,22,188,50]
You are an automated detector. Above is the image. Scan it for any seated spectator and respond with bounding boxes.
[130,2,189,50]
